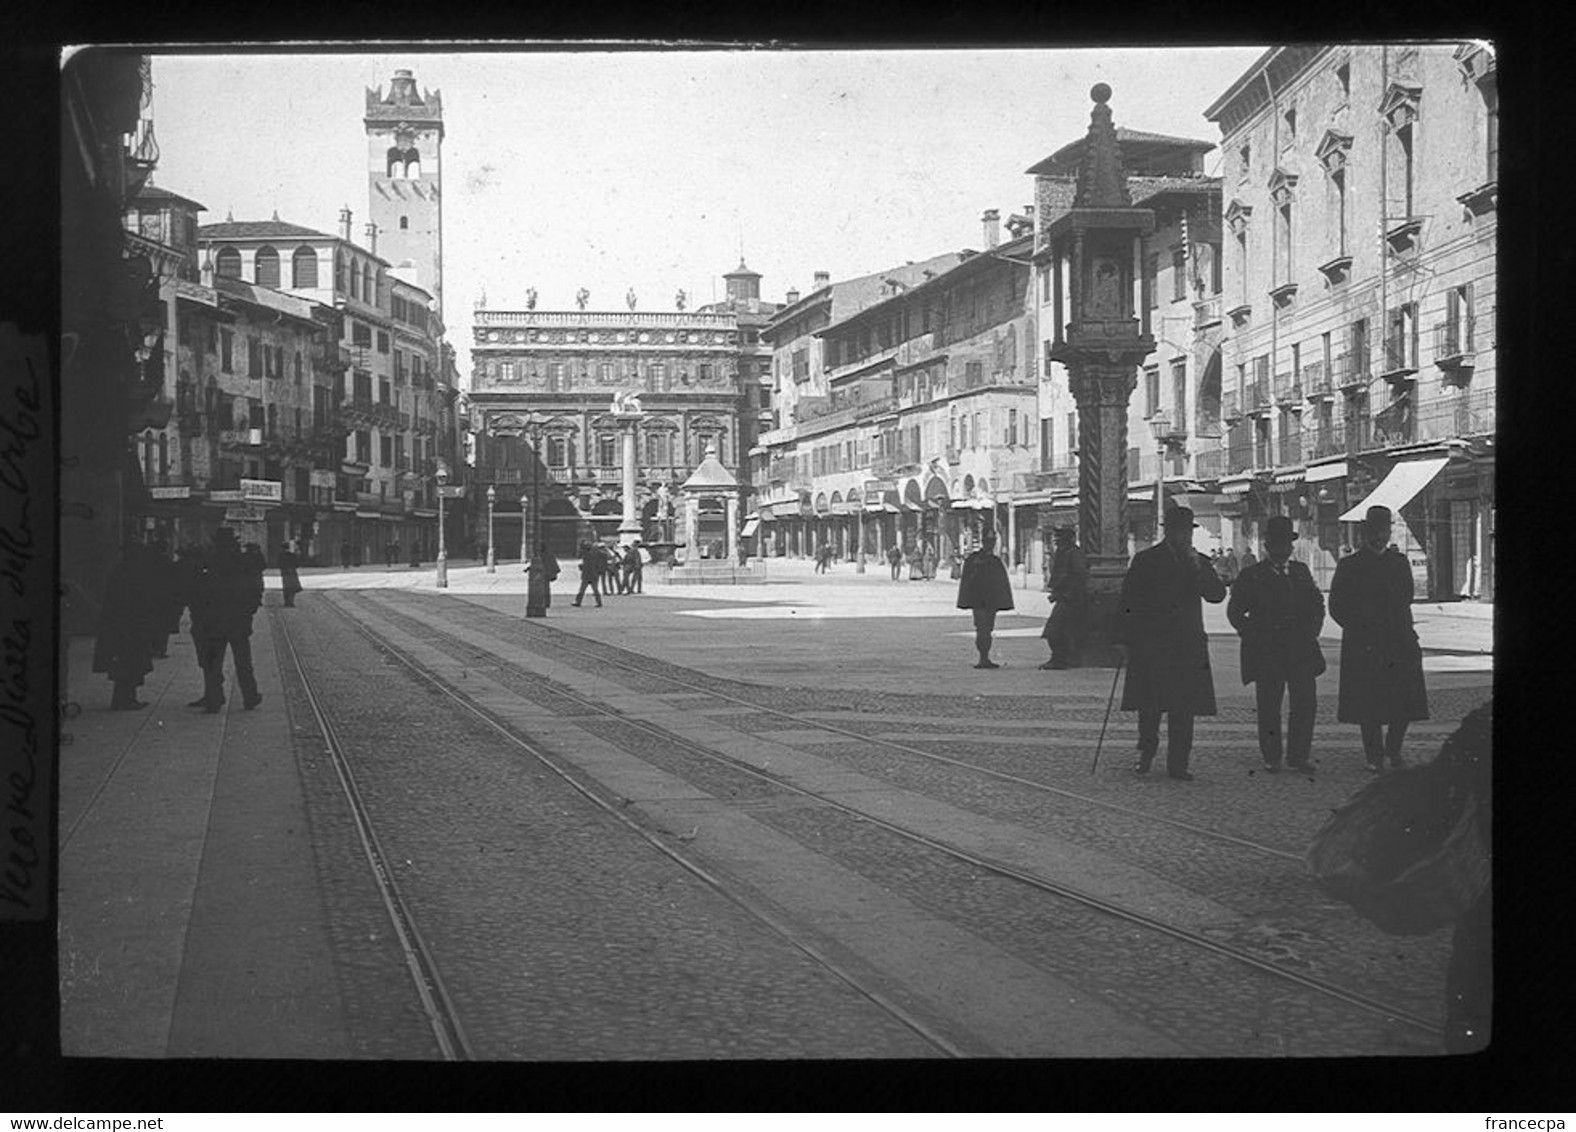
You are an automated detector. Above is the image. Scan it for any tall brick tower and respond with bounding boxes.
[365,68,443,311]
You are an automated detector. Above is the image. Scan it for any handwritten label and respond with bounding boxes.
[0,325,50,921]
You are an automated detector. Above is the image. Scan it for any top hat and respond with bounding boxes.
[1265,515,1298,542]
[1365,504,1393,525]
[1162,505,1197,530]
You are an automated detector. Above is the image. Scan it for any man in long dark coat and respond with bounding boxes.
[1116,505,1227,779]
[623,542,644,594]
[278,541,303,607]
[956,527,1015,669]
[1329,504,1429,771]
[92,543,159,710]
[572,542,604,607]
[1227,514,1326,773]
[1039,526,1089,670]
[188,528,264,712]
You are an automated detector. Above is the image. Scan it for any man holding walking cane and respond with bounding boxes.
[1114,505,1226,780]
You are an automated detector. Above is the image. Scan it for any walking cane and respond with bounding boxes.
[1090,657,1125,776]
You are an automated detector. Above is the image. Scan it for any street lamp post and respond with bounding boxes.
[1149,414,1172,541]
[486,484,496,572]
[435,460,449,589]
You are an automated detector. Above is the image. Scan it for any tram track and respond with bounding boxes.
[329,589,1444,1048]
[277,597,972,1058]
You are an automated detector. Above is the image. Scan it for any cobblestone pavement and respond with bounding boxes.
[301,586,1482,1056]
[275,599,944,1059]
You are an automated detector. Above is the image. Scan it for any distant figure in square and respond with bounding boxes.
[1116,506,1227,780]
[956,528,1015,670]
[1040,526,1089,670]
[1227,515,1326,773]
[920,540,937,581]
[572,542,604,607]
[624,541,644,593]
[886,543,904,581]
[1329,504,1429,772]
[278,540,303,608]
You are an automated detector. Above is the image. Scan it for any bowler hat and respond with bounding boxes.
[1365,505,1393,525]
[1162,505,1197,530]
[1265,515,1298,541]
[1053,526,1076,540]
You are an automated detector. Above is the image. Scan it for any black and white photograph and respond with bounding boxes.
[43,39,1503,1083]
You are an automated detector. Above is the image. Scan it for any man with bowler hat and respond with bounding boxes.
[1329,504,1429,771]
[188,528,264,712]
[956,527,1015,669]
[1228,514,1327,773]
[1115,505,1227,779]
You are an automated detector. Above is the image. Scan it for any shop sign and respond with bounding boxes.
[149,486,190,499]
[224,505,267,522]
[209,490,243,503]
[240,478,282,502]
[437,485,466,499]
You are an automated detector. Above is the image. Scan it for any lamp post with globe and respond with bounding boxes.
[435,459,450,589]
[486,484,497,572]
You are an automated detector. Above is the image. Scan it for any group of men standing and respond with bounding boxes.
[571,540,647,607]
[954,502,1430,780]
[92,528,281,713]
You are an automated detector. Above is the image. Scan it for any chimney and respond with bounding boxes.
[364,222,378,256]
[982,209,1000,249]
[813,270,830,290]
[785,287,800,305]
[339,206,353,242]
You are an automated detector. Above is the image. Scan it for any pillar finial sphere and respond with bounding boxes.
[1091,82,1112,104]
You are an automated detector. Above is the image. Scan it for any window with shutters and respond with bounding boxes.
[377,331,389,354]
[1144,365,1160,418]
[218,330,232,373]
[254,246,280,288]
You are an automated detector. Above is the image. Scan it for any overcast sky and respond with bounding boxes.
[145,45,1267,382]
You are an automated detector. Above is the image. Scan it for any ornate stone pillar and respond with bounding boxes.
[616,413,642,546]
[683,496,699,561]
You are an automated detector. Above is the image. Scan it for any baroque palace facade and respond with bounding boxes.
[467,269,773,559]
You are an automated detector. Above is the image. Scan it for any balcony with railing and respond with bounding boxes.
[1379,338,1419,383]
[1433,319,1477,384]
[475,309,738,332]
[1302,359,1331,399]
[1332,348,1370,390]
[1273,372,1301,405]
[1247,379,1272,415]
[1414,389,1496,442]
[1363,398,1415,451]
[1222,389,1242,423]
[1305,417,1347,461]
[1194,447,1225,479]
[1193,294,1223,330]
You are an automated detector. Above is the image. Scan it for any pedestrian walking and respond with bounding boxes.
[956,528,1015,669]
[1227,515,1326,773]
[624,542,644,593]
[385,540,398,569]
[815,541,830,574]
[920,541,937,581]
[1039,526,1090,670]
[572,542,604,607]
[525,542,560,613]
[278,540,303,608]
[886,543,904,581]
[1115,505,1227,780]
[1240,547,1257,572]
[1329,504,1429,772]
[92,542,159,710]
[188,528,264,713]
[601,543,623,595]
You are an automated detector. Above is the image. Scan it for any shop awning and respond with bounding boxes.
[1221,479,1254,495]
[1306,461,1347,483]
[1338,456,1450,522]
[741,517,760,537]
[1273,470,1304,484]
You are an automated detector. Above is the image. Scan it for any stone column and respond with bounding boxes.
[724,495,738,560]
[617,416,641,546]
[683,496,699,560]
[1070,361,1140,665]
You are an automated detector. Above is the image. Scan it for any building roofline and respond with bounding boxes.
[819,234,1034,336]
